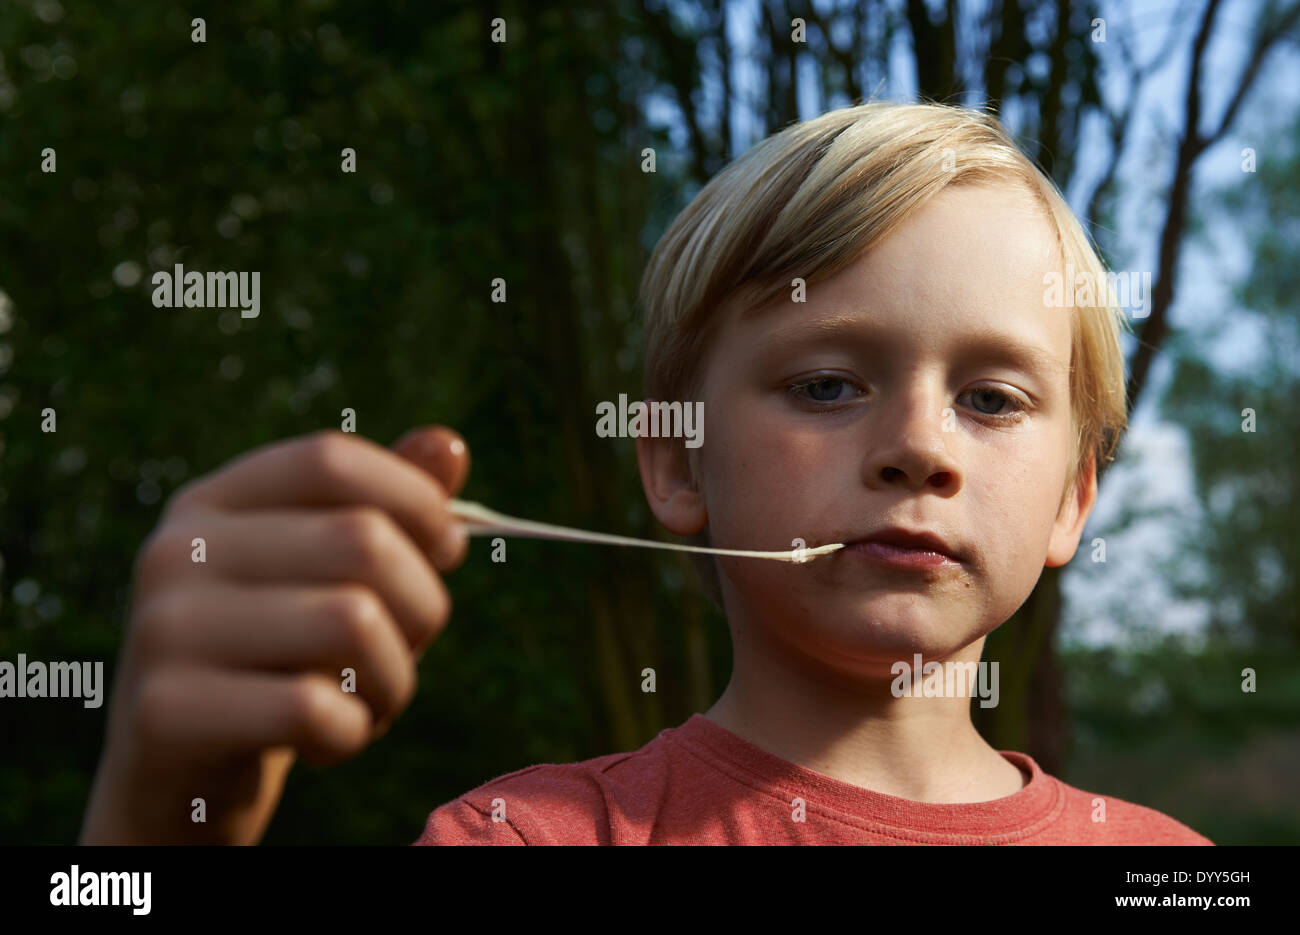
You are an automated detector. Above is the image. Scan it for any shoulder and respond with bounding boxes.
[412,741,674,845]
[1044,772,1213,845]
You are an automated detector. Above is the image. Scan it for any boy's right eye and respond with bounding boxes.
[788,375,864,405]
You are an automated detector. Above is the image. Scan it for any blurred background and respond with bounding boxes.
[0,0,1296,844]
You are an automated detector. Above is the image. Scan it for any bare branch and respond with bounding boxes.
[802,2,863,102]
[1127,0,1300,417]
[637,0,711,181]
[1203,1,1300,147]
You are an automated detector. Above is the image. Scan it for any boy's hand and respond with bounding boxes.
[79,427,470,844]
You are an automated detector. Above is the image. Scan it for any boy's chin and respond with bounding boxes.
[769,593,993,663]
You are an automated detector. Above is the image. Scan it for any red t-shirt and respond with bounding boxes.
[413,713,1212,845]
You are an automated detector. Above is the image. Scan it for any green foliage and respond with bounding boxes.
[1064,640,1300,844]
[1159,110,1300,648]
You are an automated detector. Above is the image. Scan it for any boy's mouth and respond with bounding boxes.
[841,527,966,570]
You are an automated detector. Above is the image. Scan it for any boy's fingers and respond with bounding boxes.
[136,509,453,648]
[133,583,419,727]
[134,668,373,765]
[390,426,470,499]
[170,430,459,562]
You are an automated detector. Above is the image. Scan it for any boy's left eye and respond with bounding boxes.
[962,386,1024,417]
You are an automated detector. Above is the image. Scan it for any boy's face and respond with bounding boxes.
[639,182,1097,676]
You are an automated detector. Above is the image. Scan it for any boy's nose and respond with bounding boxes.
[862,395,961,493]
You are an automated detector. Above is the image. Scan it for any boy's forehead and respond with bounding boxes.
[745,183,1060,308]
[728,186,1068,351]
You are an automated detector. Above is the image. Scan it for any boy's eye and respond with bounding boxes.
[789,376,860,403]
[963,387,1023,417]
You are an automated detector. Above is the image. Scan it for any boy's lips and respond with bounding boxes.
[839,526,967,568]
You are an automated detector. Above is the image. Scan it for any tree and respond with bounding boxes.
[1160,108,1300,650]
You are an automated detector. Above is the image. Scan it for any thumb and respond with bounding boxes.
[390,426,471,499]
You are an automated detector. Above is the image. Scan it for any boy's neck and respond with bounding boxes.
[704,641,1026,803]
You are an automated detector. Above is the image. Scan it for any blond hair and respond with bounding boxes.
[638,101,1131,605]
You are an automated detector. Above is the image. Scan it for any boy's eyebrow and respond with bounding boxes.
[755,315,1068,377]
[957,328,1069,377]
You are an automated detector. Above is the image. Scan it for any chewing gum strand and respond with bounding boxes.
[448,499,844,563]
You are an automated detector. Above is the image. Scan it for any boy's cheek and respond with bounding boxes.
[703,428,831,542]
[976,512,1060,620]
[702,462,812,546]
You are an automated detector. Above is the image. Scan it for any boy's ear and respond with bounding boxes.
[635,432,708,537]
[1045,453,1098,568]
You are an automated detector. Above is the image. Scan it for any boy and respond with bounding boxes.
[81,101,1212,845]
